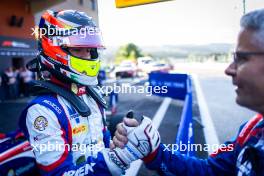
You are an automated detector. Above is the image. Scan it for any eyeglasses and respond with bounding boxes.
[232,51,264,64]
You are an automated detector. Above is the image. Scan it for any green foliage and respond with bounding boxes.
[115,43,143,64]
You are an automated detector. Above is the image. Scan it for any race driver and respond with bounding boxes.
[18,10,150,176]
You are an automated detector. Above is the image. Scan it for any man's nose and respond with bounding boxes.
[225,62,236,77]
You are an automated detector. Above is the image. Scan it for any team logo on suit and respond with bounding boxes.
[34,116,48,131]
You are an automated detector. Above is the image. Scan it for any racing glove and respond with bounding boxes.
[102,116,160,176]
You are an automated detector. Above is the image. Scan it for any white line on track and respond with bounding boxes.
[124,97,172,176]
[192,74,220,154]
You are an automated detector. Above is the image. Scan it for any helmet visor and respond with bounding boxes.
[69,56,100,77]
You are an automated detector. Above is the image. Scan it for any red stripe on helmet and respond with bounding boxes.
[42,11,64,28]
[41,36,68,66]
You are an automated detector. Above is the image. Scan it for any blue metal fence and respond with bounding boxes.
[175,76,194,156]
[149,72,194,156]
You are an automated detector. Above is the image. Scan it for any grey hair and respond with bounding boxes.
[240,9,264,48]
[241,9,264,30]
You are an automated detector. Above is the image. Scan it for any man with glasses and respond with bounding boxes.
[111,8,264,176]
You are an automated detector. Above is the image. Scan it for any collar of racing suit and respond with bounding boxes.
[50,76,86,96]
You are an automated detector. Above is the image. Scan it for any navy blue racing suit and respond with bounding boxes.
[144,114,264,176]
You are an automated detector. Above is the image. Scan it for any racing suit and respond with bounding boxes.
[144,114,264,176]
[19,82,114,176]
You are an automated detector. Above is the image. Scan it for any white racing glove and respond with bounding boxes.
[102,116,160,176]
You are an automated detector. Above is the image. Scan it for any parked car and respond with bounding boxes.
[137,56,155,76]
[150,63,173,73]
[115,60,137,78]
